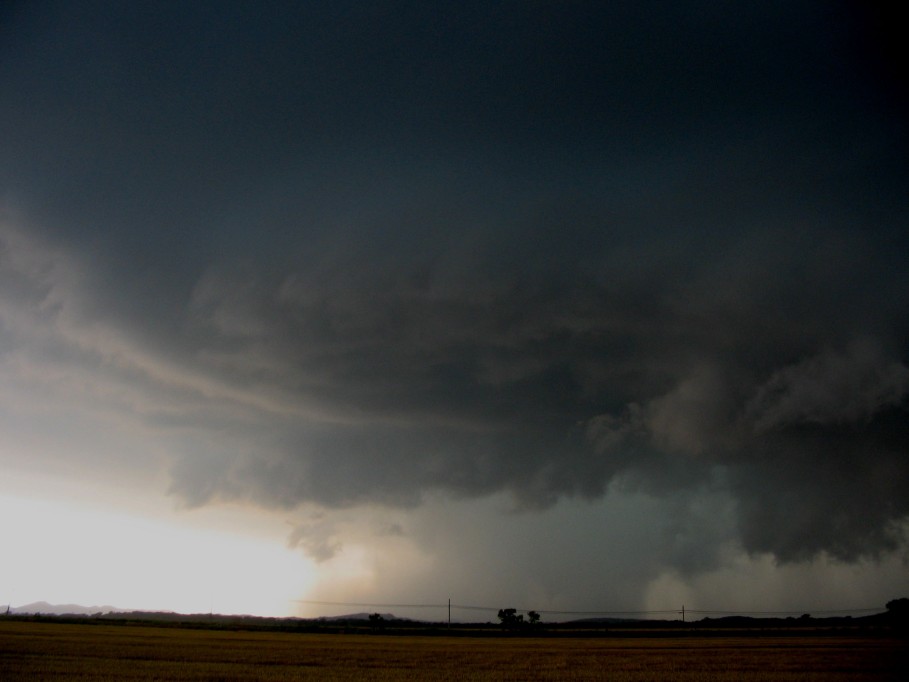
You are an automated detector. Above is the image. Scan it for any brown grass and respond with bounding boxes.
[1,621,906,680]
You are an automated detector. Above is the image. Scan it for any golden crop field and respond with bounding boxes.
[1,621,906,681]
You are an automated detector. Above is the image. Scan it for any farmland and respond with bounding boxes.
[1,620,906,680]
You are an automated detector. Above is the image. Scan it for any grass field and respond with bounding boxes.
[1,621,906,680]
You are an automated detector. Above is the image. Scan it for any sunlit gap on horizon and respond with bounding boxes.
[0,493,318,617]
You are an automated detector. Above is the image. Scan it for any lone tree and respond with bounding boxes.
[528,610,541,626]
[886,598,909,627]
[497,608,524,629]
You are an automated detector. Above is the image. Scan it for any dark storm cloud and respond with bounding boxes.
[589,341,909,561]
[2,2,907,564]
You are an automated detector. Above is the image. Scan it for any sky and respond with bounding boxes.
[1,1,907,621]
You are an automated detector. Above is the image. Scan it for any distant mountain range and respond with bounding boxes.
[5,603,404,621]
[9,601,127,616]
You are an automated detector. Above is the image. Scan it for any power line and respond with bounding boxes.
[685,608,883,616]
[295,600,672,615]
[294,599,883,617]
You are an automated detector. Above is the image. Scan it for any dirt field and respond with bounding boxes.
[1,620,906,680]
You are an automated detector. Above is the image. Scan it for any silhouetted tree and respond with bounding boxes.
[528,610,541,626]
[886,598,909,628]
[368,613,385,629]
[886,598,908,615]
[497,608,523,630]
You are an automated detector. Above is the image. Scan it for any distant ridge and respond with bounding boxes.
[10,601,126,616]
[318,612,401,622]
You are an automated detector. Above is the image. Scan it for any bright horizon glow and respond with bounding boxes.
[0,493,317,617]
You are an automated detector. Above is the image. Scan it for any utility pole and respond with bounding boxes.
[682,605,685,623]
[448,598,450,630]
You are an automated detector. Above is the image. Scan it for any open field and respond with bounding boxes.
[1,621,906,680]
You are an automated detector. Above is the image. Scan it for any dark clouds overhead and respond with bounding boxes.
[2,1,908,567]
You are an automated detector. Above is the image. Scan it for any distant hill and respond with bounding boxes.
[10,601,126,616]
